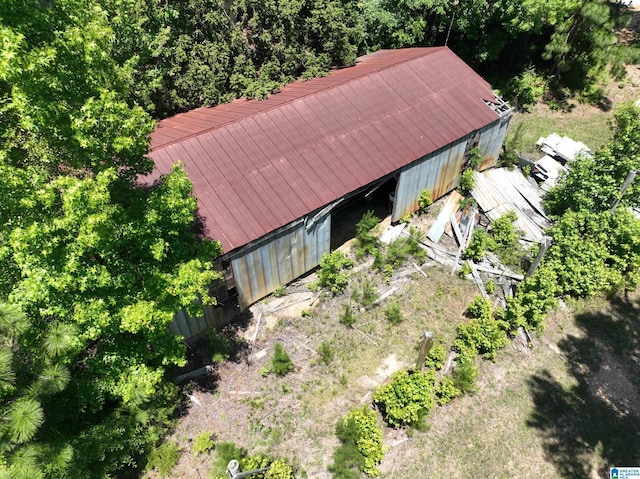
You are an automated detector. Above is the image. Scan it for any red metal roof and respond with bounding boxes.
[145,47,501,253]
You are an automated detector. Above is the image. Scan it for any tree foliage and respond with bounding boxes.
[101,0,363,118]
[0,2,222,477]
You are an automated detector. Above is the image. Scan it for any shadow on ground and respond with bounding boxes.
[528,294,640,478]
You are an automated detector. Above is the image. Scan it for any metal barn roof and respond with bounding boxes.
[145,47,503,253]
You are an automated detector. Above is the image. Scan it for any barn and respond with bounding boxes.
[145,46,512,320]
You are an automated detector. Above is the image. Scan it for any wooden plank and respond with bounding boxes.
[427,191,463,242]
[468,261,489,299]
[450,213,464,246]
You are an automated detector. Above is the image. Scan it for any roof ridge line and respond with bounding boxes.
[150,47,446,153]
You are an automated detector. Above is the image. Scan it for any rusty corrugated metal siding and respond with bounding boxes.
[144,47,503,254]
[391,117,510,221]
[231,213,331,308]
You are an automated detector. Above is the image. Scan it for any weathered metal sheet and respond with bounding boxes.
[144,47,503,254]
[391,118,510,222]
[392,140,466,222]
[477,116,511,170]
[231,213,331,308]
[168,304,222,340]
[471,168,549,242]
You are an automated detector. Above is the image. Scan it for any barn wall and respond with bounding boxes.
[231,213,331,308]
[168,304,222,339]
[391,117,510,221]
[478,115,511,170]
[392,139,467,221]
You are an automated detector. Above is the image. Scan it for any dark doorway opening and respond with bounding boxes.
[330,177,397,250]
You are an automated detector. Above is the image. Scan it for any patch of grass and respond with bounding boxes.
[384,301,403,325]
[505,109,611,160]
[317,341,334,365]
[273,286,287,297]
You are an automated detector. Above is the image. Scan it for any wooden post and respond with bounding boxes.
[525,236,552,279]
[415,331,434,371]
[610,170,638,214]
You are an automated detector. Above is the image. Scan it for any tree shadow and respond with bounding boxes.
[527,295,640,478]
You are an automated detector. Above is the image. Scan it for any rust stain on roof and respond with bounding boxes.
[144,47,502,253]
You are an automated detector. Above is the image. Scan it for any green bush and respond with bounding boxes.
[435,376,462,405]
[273,286,287,297]
[340,303,356,327]
[506,67,547,111]
[491,211,519,249]
[318,341,334,365]
[375,230,426,274]
[452,362,479,395]
[505,266,558,332]
[485,279,497,294]
[208,442,294,479]
[318,250,354,295]
[458,262,472,278]
[331,406,385,477]
[373,370,436,428]
[455,297,508,363]
[424,344,446,370]
[271,343,294,376]
[352,279,377,308]
[384,301,403,325]
[458,169,476,193]
[418,189,433,212]
[355,211,381,259]
[207,330,233,364]
[466,146,482,170]
[192,432,216,456]
[463,229,493,261]
[146,441,181,478]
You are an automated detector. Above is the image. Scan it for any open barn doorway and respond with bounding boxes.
[330,177,398,250]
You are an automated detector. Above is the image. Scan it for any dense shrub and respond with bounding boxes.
[374,228,427,276]
[209,442,294,479]
[505,67,547,111]
[458,169,476,193]
[435,376,462,405]
[418,189,433,212]
[463,212,525,269]
[331,406,386,477]
[192,432,216,456]
[318,250,354,295]
[373,370,436,428]
[505,266,558,333]
[463,229,492,261]
[455,297,508,363]
[271,343,294,376]
[424,344,446,370]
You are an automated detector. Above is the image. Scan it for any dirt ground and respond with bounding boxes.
[150,193,640,479]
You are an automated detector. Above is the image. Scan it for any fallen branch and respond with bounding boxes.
[412,262,429,279]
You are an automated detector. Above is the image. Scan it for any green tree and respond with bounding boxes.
[545,102,640,216]
[543,0,624,94]
[0,0,154,180]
